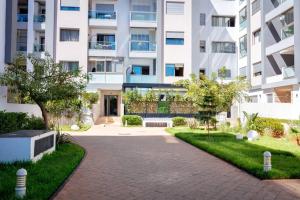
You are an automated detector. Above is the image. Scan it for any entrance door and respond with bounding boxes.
[104,95,118,116]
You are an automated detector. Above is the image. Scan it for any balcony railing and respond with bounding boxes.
[239,20,247,31]
[88,72,123,84]
[282,66,295,78]
[34,43,45,52]
[17,14,28,22]
[88,11,116,20]
[126,74,157,84]
[16,42,27,52]
[130,11,156,21]
[34,14,46,22]
[281,24,294,40]
[130,41,156,52]
[89,41,116,50]
[271,0,288,8]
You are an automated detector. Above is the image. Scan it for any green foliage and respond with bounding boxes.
[187,118,199,129]
[0,143,84,200]
[243,111,259,131]
[254,117,284,138]
[0,54,87,129]
[82,92,99,109]
[157,101,170,114]
[122,115,143,126]
[172,117,187,127]
[0,111,45,134]
[122,89,143,113]
[143,89,158,102]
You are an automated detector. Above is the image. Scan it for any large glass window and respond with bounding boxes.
[61,61,79,72]
[212,42,236,53]
[60,29,79,41]
[212,16,235,27]
[132,65,150,75]
[166,64,184,77]
[239,7,247,30]
[239,35,247,58]
[252,0,260,15]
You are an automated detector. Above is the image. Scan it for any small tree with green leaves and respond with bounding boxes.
[0,54,87,130]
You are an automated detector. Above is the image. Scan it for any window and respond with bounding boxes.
[239,35,247,58]
[61,61,79,72]
[253,29,261,45]
[252,0,260,15]
[200,40,206,52]
[212,42,235,53]
[60,29,79,41]
[166,64,184,77]
[94,61,122,73]
[239,7,247,30]
[218,68,231,79]
[60,0,80,11]
[239,66,247,78]
[166,32,184,45]
[267,94,273,103]
[199,69,206,75]
[131,34,151,51]
[132,65,150,75]
[212,16,235,27]
[166,2,184,15]
[16,29,27,51]
[200,13,206,26]
[253,62,262,76]
[95,34,116,49]
[248,95,258,103]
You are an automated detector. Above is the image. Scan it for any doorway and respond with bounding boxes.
[104,95,118,116]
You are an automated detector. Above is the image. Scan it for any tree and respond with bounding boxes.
[0,54,87,129]
[177,72,248,134]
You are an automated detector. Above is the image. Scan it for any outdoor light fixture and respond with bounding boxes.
[263,151,272,172]
[15,168,27,199]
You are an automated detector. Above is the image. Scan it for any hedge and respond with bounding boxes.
[172,117,187,127]
[254,117,284,138]
[0,111,45,134]
[122,115,143,126]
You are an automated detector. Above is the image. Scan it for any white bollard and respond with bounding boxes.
[263,151,272,172]
[15,168,27,199]
[125,120,128,127]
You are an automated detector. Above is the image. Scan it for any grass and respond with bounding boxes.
[0,143,85,200]
[60,124,91,132]
[166,127,300,179]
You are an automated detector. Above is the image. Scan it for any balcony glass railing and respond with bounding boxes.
[126,74,157,83]
[89,41,116,50]
[271,0,288,8]
[34,44,45,52]
[282,66,295,78]
[130,11,156,21]
[17,14,28,22]
[239,20,247,31]
[34,14,46,22]
[88,11,116,20]
[88,72,123,84]
[16,42,27,52]
[130,41,156,52]
[281,24,294,40]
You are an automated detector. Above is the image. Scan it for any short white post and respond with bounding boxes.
[125,120,128,127]
[263,151,272,172]
[15,168,27,199]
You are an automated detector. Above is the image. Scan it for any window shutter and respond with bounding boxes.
[166,31,184,38]
[200,13,206,26]
[61,0,80,7]
[166,2,184,15]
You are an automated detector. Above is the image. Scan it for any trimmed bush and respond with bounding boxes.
[122,115,143,126]
[172,117,187,127]
[0,111,45,134]
[254,117,284,138]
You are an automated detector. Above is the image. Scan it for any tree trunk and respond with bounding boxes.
[37,102,49,130]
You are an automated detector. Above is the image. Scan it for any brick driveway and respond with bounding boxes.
[54,127,300,200]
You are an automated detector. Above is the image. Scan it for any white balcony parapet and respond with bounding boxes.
[88,41,117,57]
[282,66,295,78]
[88,73,123,84]
[126,75,157,84]
[129,11,157,27]
[88,11,117,27]
[265,0,293,22]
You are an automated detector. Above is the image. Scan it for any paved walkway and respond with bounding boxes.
[54,126,300,200]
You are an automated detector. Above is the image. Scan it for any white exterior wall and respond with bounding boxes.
[0,0,5,73]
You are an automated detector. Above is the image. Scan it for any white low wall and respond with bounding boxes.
[0,103,42,118]
[240,103,300,120]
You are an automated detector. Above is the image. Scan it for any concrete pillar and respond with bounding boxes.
[260,0,266,85]
[45,0,55,57]
[0,0,6,73]
[26,0,35,71]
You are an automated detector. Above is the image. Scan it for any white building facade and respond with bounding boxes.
[0,0,299,121]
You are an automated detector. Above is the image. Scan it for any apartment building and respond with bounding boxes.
[1,0,239,120]
[238,0,300,120]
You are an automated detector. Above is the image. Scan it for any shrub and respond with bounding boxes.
[172,117,187,127]
[0,111,45,134]
[187,118,199,129]
[157,101,170,114]
[122,115,143,126]
[254,117,284,138]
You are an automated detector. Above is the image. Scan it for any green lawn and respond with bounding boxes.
[0,143,85,200]
[166,127,300,179]
[60,124,91,132]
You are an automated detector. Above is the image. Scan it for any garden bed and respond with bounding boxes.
[0,143,85,200]
[166,127,300,179]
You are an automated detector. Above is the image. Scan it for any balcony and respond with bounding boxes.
[34,43,45,52]
[264,66,297,89]
[130,11,157,28]
[88,11,117,28]
[281,24,294,40]
[88,72,123,84]
[129,41,156,58]
[282,66,295,78]
[126,74,157,84]
[16,42,27,52]
[88,41,117,57]
[239,20,247,31]
[34,15,45,23]
[17,14,28,22]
